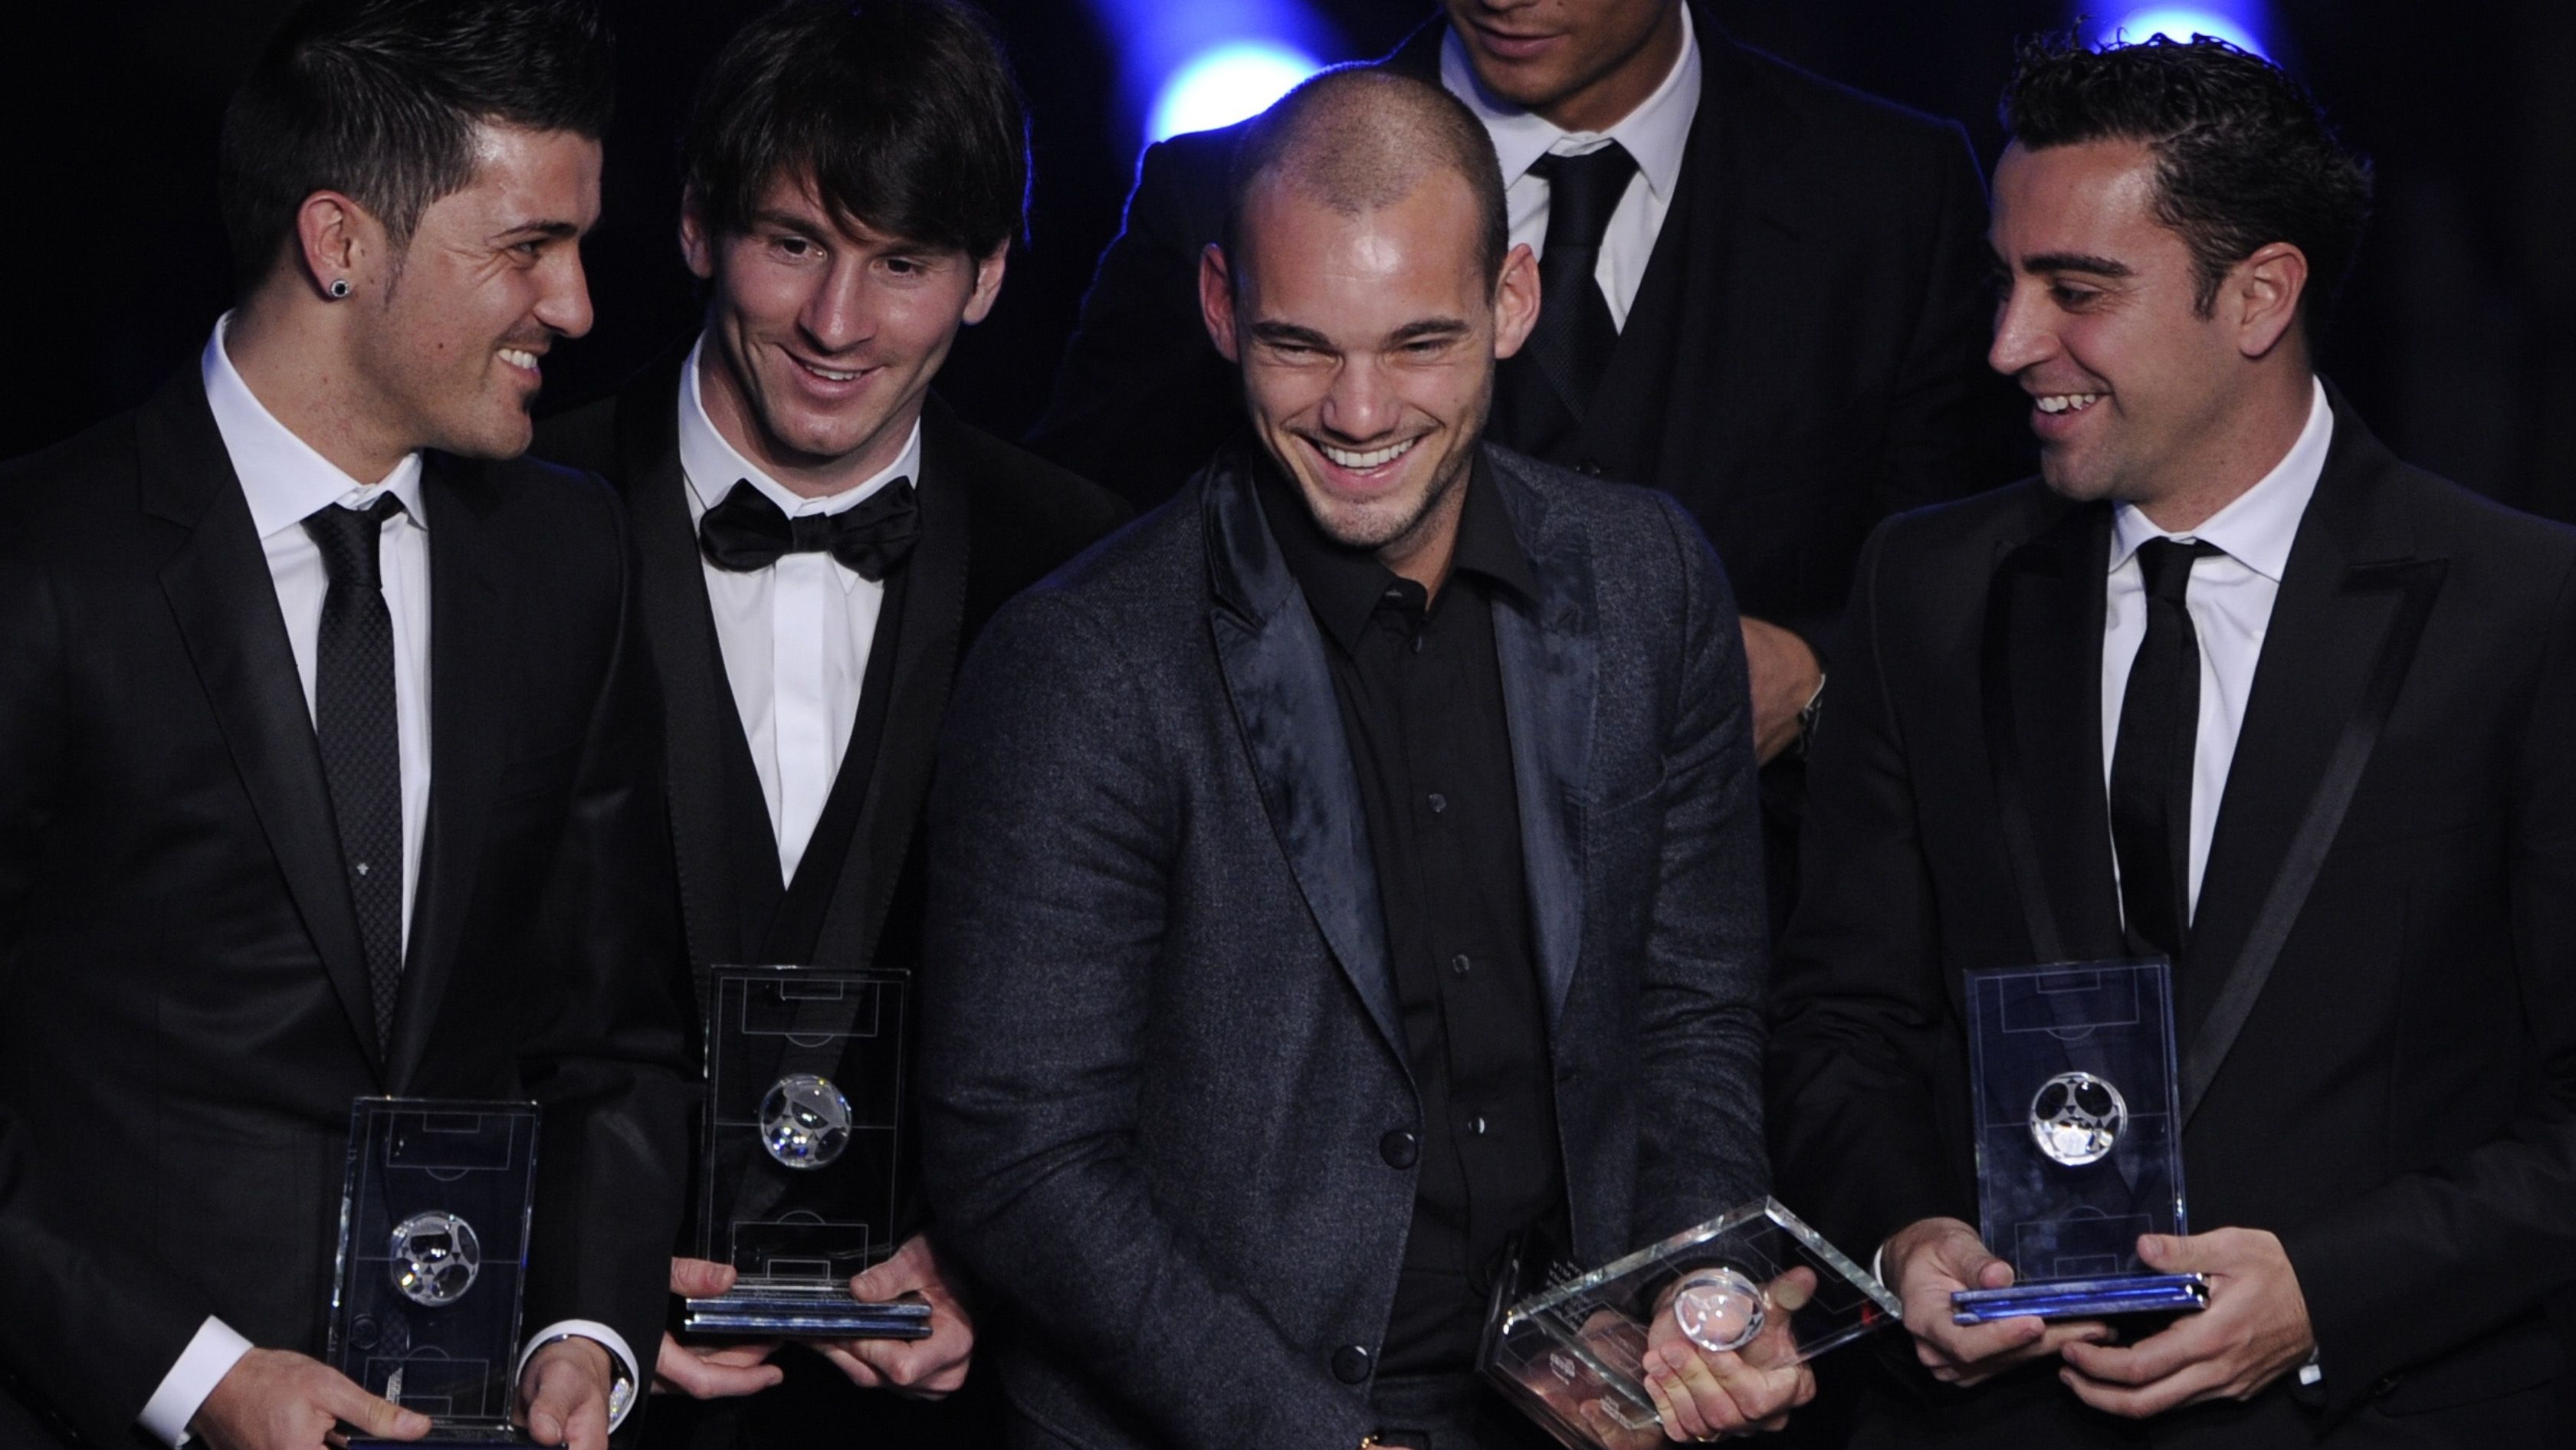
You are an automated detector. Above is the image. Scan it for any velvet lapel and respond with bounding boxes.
[807,404,973,969]
[2177,403,2446,1118]
[1978,498,2128,966]
[618,359,750,969]
[143,371,384,1071]
[386,451,510,1088]
[1203,456,1401,1055]
[1485,454,1596,1026]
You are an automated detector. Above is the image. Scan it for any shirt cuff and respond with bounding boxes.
[517,1320,640,1432]
[138,1316,254,1448]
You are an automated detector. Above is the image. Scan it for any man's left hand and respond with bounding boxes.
[517,1336,617,1450]
[2058,1229,2315,1418]
[813,1233,975,1398]
[1637,1267,1819,1439]
[1741,618,1823,765]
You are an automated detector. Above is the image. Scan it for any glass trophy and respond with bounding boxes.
[1950,959,2209,1324]
[1482,1199,1898,1449]
[328,1098,540,1447]
[682,965,930,1339]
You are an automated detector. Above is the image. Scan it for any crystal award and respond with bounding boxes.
[682,965,930,1339]
[328,1098,540,1446]
[1950,959,2210,1324]
[1482,1199,1898,1448]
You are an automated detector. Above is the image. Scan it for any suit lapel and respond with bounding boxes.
[387,452,510,1086]
[1979,499,2128,964]
[1486,456,1595,1025]
[808,405,973,968]
[1203,456,1403,1055]
[143,374,384,1071]
[2178,410,2446,1118]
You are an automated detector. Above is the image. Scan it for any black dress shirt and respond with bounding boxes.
[1255,458,1567,1376]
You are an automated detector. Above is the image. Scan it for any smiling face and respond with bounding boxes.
[347,123,599,460]
[1202,168,1537,579]
[684,171,1004,497]
[1990,138,2291,513]
[1442,0,1683,132]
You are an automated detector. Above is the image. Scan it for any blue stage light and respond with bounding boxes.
[2096,5,2271,57]
[1148,41,1323,142]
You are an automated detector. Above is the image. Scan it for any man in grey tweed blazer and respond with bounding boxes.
[922,68,1793,1450]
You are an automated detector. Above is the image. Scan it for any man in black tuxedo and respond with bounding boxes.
[924,70,1801,1450]
[533,2,1126,1443]
[1770,35,2576,1445]
[0,2,689,1447]
[1033,0,2017,920]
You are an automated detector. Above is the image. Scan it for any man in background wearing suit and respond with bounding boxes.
[533,2,1127,1443]
[0,2,690,1446]
[1770,35,2576,1445]
[1033,0,2016,924]
[924,69,1797,1450]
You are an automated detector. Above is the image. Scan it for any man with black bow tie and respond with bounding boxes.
[533,2,1125,1442]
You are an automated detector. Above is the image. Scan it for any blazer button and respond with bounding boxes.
[1331,1343,1373,1384]
[1379,1129,1418,1169]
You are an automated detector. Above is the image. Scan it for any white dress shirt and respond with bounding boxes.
[141,316,635,1447]
[1441,3,1703,329]
[678,333,920,883]
[2101,377,2334,920]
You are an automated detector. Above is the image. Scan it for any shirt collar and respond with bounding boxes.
[1255,451,1535,654]
[676,330,921,521]
[201,312,426,540]
[2109,376,2333,585]
[1440,3,1701,202]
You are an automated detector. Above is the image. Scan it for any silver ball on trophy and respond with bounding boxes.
[2028,1070,2127,1166]
[388,1210,481,1307]
[1671,1266,1767,1354]
[760,1072,854,1170]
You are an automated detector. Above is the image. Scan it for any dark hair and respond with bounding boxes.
[2002,32,2372,334]
[1223,67,1508,290]
[681,0,1029,259]
[218,0,614,290]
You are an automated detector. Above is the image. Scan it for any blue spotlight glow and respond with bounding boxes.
[1147,41,1323,141]
[2096,6,2271,57]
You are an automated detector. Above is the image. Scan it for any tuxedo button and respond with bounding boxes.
[1467,1115,1488,1135]
[1379,1130,1418,1169]
[1331,1344,1373,1384]
[1426,792,1447,815]
[1450,953,1472,976]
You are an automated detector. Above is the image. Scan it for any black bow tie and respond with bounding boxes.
[697,477,920,580]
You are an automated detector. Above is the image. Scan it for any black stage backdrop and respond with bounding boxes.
[4,0,2572,517]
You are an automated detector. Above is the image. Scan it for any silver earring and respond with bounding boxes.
[328,278,352,299]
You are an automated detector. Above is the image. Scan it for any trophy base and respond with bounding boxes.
[684,1288,935,1338]
[347,1425,528,1447]
[1951,1273,2209,1324]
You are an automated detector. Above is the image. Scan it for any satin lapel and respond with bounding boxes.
[620,372,747,969]
[142,376,382,1069]
[809,412,972,968]
[388,452,510,1086]
[1978,500,2127,964]
[1488,456,1594,1026]
[1203,461,1401,1055]
[2178,423,2446,1120]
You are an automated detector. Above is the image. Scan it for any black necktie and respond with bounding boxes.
[2109,537,2221,961]
[304,494,407,1049]
[698,478,920,579]
[1505,144,1639,442]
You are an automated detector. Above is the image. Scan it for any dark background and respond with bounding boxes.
[5,0,2571,517]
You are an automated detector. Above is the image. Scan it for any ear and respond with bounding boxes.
[294,189,376,301]
[960,243,1010,326]
[1199,243,1241,362]
[1490,241,1540,359]
[2230,241,2309,360]
[678,189,717,282]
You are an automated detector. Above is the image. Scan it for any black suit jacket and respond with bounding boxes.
[1029,4,2010,670]
[921,442,1772,1449]
[1769,392,2576,1445]
[0,370,692,1446]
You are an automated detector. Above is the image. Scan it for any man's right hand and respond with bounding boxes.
[1883,1217,2112,1387]
[189,1348,427,1450]
[653,1258,785,1399]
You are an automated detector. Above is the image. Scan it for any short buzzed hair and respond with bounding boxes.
[1222,67,1508,290]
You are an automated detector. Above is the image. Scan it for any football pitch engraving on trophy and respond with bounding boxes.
[1950,960,2210,1325]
